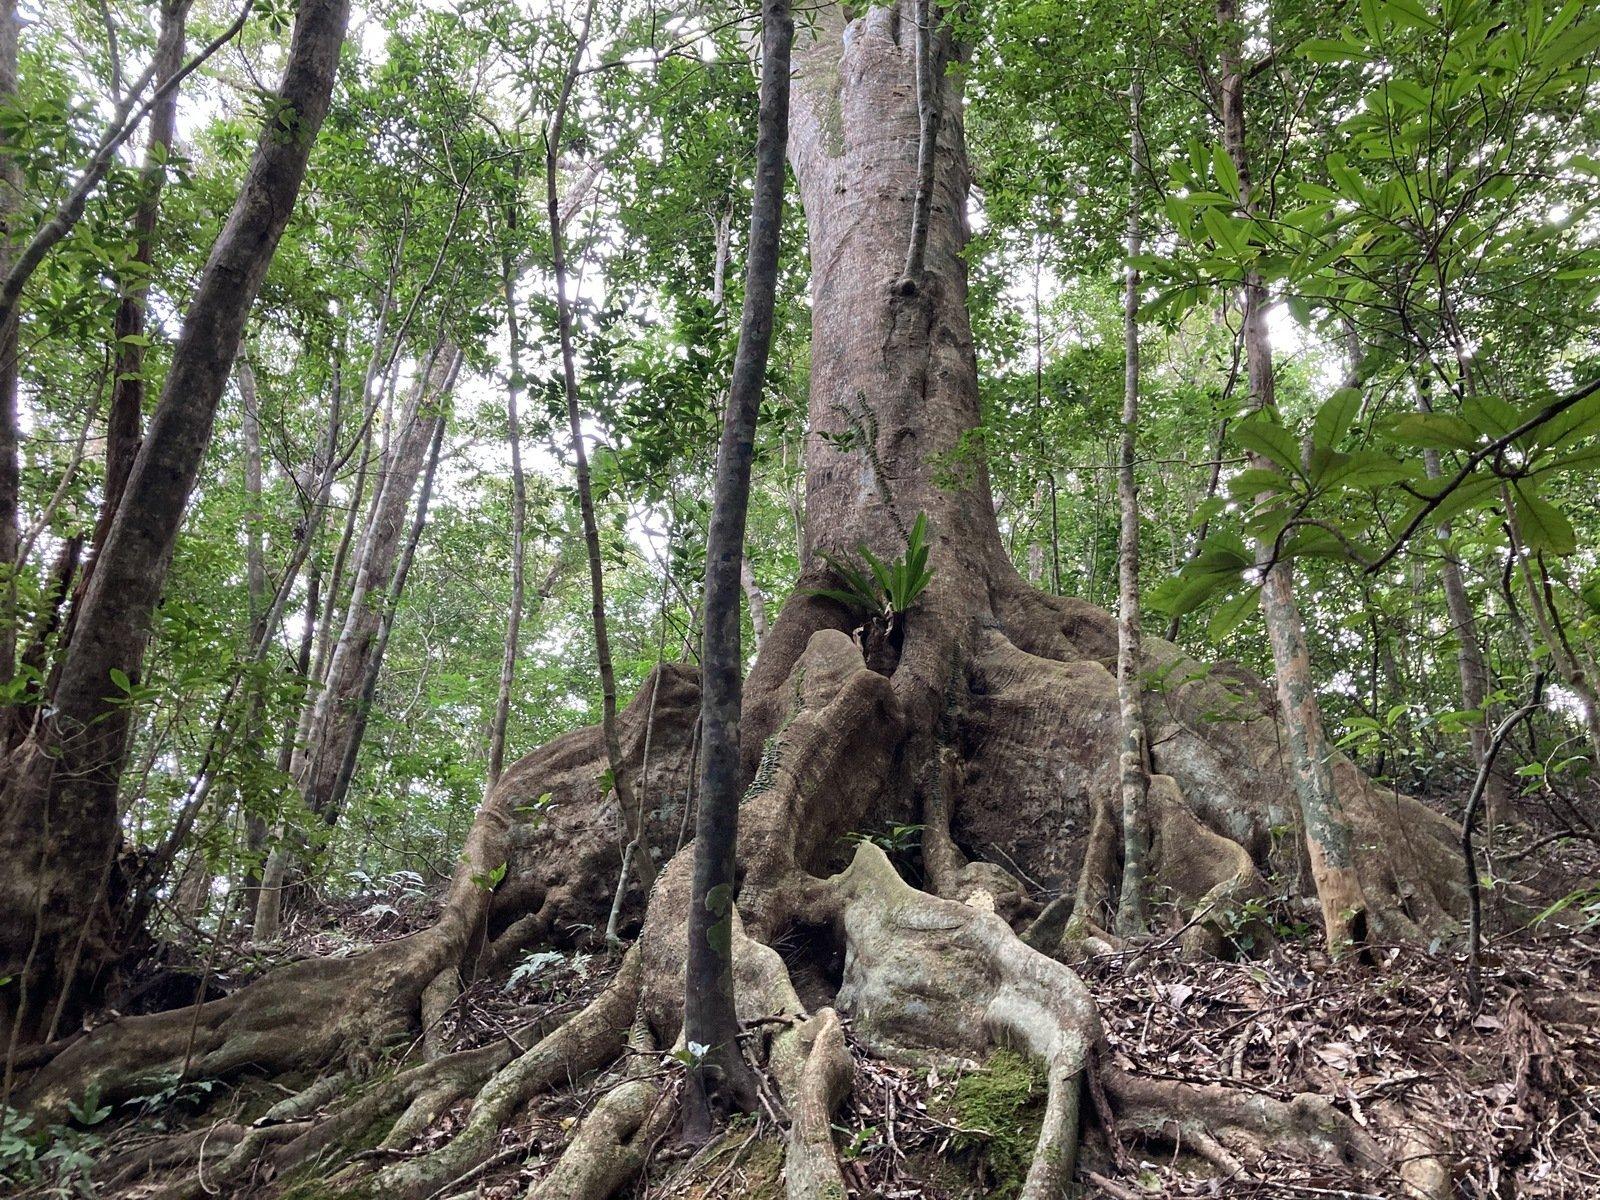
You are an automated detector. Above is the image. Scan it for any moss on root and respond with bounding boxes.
[671,1125,785,1199]
[938,1048,1047,1200]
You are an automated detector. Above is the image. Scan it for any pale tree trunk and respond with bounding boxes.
[1218,0,1367,951]
[682,0,792,1137]
[325,405,448,824]
[740,555,769,649]
[1413,378,1505,825]
[0,0,350,1039]
[488,266,528,792]
[232,354,269,926]
[296,343,457,821]
[1113,75,1150,937]
[547,0,657,899]
[254,345,456,938]
[239,357,268,619]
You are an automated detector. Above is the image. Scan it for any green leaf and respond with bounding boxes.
[1461,393,1519,440]
[1189,496,1227,528]
[1512,483,1577,555]
[1386,412,1481,451]
[1212,142,1241,201]
[109,667,133,694]
[1149,571,1229,618]
[1232,412,1301,472]
[1207,586,1261,641]
[1312,387,1362,450]
[1320,449,1415,491]
[1580,573,1600,614]
[1301,37,1375,63]
[1226,467,1292,499]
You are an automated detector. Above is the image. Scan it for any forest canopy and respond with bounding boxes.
[0,0,1598,1197]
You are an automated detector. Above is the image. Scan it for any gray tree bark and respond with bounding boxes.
[0,0,351,1040]
[1113,75,1150,937]
[682,0,793,1138]
[1218,0,1367,952]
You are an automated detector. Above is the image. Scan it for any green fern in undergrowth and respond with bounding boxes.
[809,511,934,622]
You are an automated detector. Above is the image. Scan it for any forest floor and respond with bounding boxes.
[42,800,1600,1200]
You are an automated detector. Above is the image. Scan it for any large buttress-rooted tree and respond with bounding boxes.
[22,8,1466,1198]
[0,0,352,1043]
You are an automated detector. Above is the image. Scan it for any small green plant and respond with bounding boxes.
[832,1122,879,1161]
[1535,882,1600,931]
[844,822,924,856]
[1,1090,112,1196]
[809,511,934,625]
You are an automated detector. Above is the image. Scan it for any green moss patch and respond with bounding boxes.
[937,1048,1047,1199]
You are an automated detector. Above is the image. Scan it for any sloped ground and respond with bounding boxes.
[15,810,1600,1199]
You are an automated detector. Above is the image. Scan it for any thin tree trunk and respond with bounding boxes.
[1032,249,1061,596]
[239,358,268,618]
[488,263,528,792]
[547,0,657,898]
[1502,489,1600,767]
[323,399,449,827]
[711,202,732,314]
[256,344,455,937]
[899,0,938,288]
[1413,378,1503,823]
[0,0,21,686]
[1218,0,1367,952]
[79,1,190,600]
[0,0,350,1037]
[1113,74,1150,938]
[683,0,792,1138]
[740,555,769,649]
[295,342,457,823]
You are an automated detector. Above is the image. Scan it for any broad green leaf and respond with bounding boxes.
[1386,412,1481,451]
[1312,387,1362,450]
[1213,142,1241,201]
[1232,413,1301,472]
[1208,586,1261,641]
[1512,483,1577,555]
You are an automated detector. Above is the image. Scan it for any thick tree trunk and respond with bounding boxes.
[0,0,350,1040]
[682,0,792,1136]
[1218,0,1367,951]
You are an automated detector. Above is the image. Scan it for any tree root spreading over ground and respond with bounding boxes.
[10,609,1600,1200]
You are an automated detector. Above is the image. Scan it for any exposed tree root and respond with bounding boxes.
[1102,1066,1453,1199]
[25,590,1482,1200]
[365,948,641,1200]
[529,1004,675,1200]
[781,1007,853,1200]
